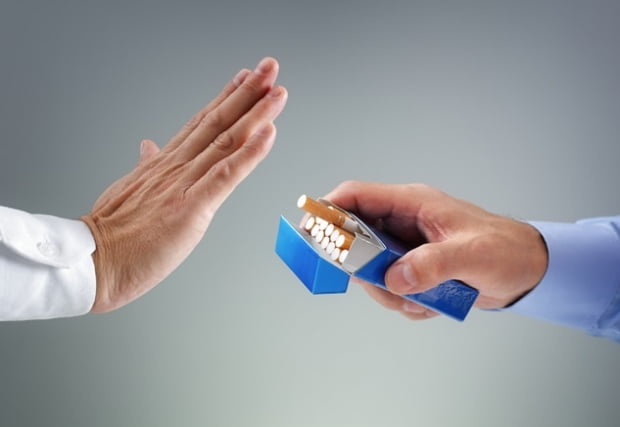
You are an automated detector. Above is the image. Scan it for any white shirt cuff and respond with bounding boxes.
[0,206,96,320]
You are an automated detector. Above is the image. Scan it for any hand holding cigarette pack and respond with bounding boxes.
[275,195,479,321]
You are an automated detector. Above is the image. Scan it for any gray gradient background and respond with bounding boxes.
[0,0,618,426]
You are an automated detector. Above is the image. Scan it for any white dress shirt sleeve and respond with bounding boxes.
[0,206,96,320]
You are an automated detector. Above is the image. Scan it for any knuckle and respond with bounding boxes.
[409,183,441,198]
[263,123,277,138]
[208,159,236,183]
[467,233,497,261]
[212,130,237,152]
[201,109,225,130]
[241,137,264,158]
[183,113,203,130]
[238,77,265,95]
[243,125,276,157]
[410,246,442,284]
[336,179,363,193]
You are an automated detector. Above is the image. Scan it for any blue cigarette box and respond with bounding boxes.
[275,200,479,321]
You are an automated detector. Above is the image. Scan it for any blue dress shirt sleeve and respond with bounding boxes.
[507,216,620,343]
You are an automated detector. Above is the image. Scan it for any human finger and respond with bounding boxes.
[358,280,407,311]
[400,304,440,321]
[324,181,446,243]
[187,122,278,218]
[164,68,251,153]
[385,240,467,295]
[175,57,279,161]
[138,139,160,164]
[325,181,424,220]
[357,280,439,321]
[188,85,287,177]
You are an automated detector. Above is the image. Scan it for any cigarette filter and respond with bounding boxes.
[275,197,479,321]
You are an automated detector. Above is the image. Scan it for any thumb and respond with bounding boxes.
[385,241,462,295]
[138,139,160,164]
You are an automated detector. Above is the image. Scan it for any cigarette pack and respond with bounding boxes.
[275,197,479,321]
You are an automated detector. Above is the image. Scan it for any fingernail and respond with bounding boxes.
[403,301,426,314]
[268,86,283,98]
[255,57,274,73]
[389,262,418,294]
[233,69,250,86]
[139,139,147,156]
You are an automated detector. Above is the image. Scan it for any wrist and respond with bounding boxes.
[81,214,114,313]
[504,221,549,307]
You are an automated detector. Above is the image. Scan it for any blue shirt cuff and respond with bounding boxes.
[506,218,620,341]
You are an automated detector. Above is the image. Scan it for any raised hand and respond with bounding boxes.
[82,57,287,313]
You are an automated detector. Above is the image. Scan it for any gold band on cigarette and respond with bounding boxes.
[297,195,354,232]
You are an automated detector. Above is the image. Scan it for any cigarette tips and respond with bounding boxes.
[298,195,360,265]
[300,216,355,265]
[335,229,354,248]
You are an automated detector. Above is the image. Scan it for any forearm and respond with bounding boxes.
[0,206,96,320]
[507,216,620,342]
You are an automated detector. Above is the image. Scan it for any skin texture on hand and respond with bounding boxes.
[325,181,549,321]
[81,57,287,313]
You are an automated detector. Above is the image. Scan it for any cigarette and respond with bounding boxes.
[304,216,316,231]
[297,195,362,264]
[338,249,349,263]
[315,217,328,230]
[326,241,336,255]
[297,195,359,234]
[335,229,354,249]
